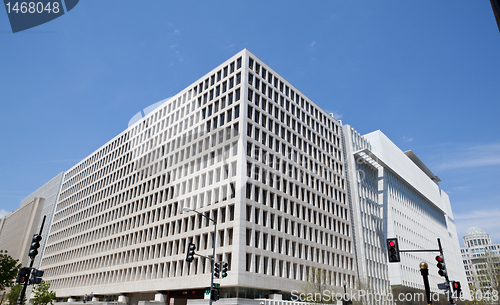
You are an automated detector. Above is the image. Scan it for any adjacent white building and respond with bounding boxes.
[341,126,389,296]
[342,125,469,300]
[40,49,355,304]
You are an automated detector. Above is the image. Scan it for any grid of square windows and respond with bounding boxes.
[41,50,357,292]
[242,55,355,288]
[42,56,244,289]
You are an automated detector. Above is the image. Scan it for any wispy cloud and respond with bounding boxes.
[402,136,413,142]
[310,41,316,47]
[224,44,238,53]
[454,208,500,244]
[329,111,343,120]
[445,185,471,194]
[435,143,500,170]
[174,29,180,35]
[0,209,9,218]
[455,208,500,220]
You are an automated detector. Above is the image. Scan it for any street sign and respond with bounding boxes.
[438,282,449,290]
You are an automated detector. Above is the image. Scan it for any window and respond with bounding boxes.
[246,183,252,199]
[246,229,252,245]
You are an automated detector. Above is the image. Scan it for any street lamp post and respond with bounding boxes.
[182,207,217,305]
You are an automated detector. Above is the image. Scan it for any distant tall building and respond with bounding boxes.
[343,126,469,300]
[40,49,355,304]
[0,197,45,268]
[461,227,500,296]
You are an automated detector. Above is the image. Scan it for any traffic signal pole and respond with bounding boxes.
[209,222,216,305]
[17,216,46,305]
[437,238,454,304]
[387,238,459,304]
[182,207,218,303]
[16,254,34,305]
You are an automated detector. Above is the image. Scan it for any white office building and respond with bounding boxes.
[2,49,466,305]
[40,49,355,304]
[342,125,469,300]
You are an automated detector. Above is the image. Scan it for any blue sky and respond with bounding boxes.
[1,1,499,245]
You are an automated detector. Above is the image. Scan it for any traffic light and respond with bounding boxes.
[214,262,220,278]
[186,243,196,263]
[451,281,461,297]
[436,255,447,277]
[28,234,42,258]
[29,268,44,285]
[437,282,450,290]
[387,238,400,262]
[211,289,219,301]
[16,267,30,284]
[221,262,228,278]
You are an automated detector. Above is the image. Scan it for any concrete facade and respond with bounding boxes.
[40,49,355,302]
[0,197,45,297]
[342,126,389,295]
[20,172,65,271]
[2,50,470,305]
[342,126,469,299]
[0,197,45,268]
[0,172,64,298]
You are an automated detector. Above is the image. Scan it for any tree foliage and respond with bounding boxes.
[299,267,339,304]
[352,279,375,305]
[32,280,56,305]
[6,284,25,305]
[0,250,21,291]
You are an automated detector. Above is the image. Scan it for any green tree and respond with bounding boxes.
[32,280,56,305]
[352,278,376,305]
[6,284,25,305]
[299,267,339,304]
[0,250,21,291]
